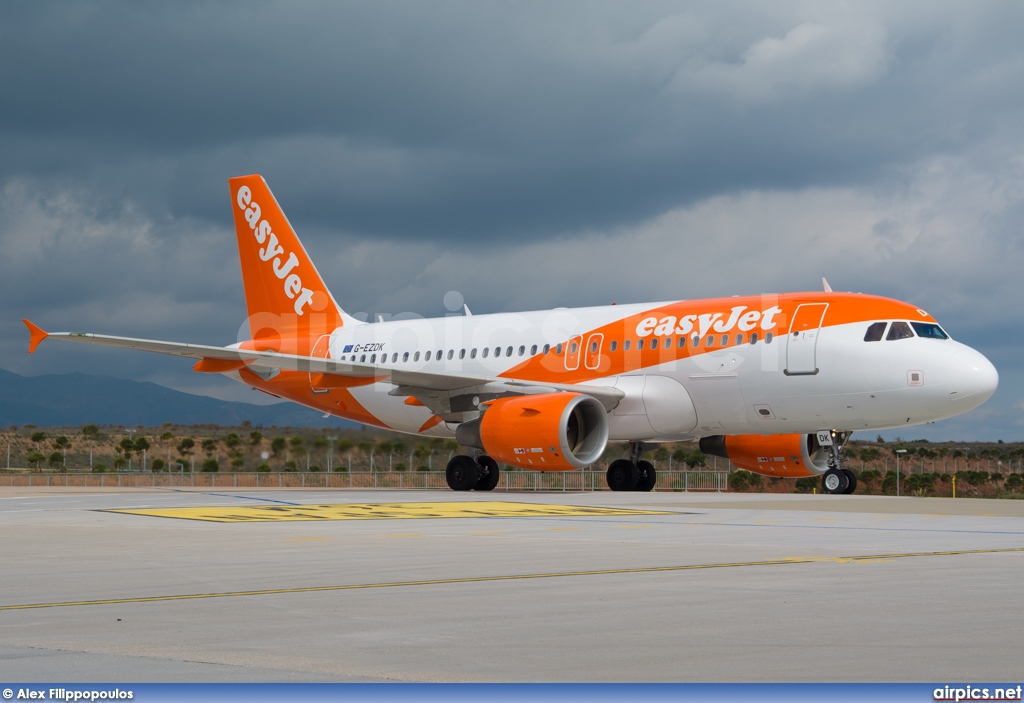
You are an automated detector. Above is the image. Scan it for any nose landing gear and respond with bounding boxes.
[819,431,856,495]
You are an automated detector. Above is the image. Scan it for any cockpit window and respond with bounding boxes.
[886,321,915,341]
[864,322,886,342]
[910,322,949,340]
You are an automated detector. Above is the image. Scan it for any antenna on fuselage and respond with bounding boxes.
[822,277,833,293]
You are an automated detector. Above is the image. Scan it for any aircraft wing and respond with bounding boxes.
[22,321,624,413]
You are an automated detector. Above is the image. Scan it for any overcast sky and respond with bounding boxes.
[2,1,1022,440]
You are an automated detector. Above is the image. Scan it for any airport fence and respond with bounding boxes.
[0,469,728,492]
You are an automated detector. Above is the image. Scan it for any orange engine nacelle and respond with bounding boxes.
[699,434,830,478]
[458,393,609,471]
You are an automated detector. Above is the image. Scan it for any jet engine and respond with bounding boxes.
[456,392,609,471]
[699,433,830,478]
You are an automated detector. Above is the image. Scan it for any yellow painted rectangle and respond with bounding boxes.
[106,501,673,523]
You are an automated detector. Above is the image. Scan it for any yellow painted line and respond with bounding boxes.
[105,501,673,523]
[3,547,1022,612]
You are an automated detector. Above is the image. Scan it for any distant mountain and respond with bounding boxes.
[0,368,358,428]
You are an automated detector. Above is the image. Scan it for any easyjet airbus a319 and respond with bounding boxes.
[24,175,999,493]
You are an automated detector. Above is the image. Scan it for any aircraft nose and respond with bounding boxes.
[948,345,998,410]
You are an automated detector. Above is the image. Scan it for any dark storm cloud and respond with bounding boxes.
[1,2,1021,242]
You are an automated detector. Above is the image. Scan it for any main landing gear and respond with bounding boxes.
[446,454,501,491]
[606,442,657,492]
[820,431,856,495]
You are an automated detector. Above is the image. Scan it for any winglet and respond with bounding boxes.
[822,277,833,293]
[23,319,48,354]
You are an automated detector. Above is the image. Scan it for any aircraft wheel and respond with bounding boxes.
[821,468,849,495]
[635,460,657,492]
[607,459,639,491]
[446,455,479,491]
[842,468,858,495]
[474,455,501,491]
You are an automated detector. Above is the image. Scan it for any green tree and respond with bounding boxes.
[160,431,175,441]
[201,438,217,456]
[225,433,241,449]
[82,424,100,439]
[119,437,135,461]
[27,452,46,468]
[271,437,287,457]
[177,438,195,456]
[31,431,47,444]
[48,452,64,470]
[249,431,263,446]
[151,458,166,472]
[201,458,220,472]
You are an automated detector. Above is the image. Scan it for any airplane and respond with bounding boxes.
[23,174,999,494]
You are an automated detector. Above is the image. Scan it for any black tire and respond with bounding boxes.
[607,459,639,491]
[635,460,657,492]
[446,455,479,491]
[821,468,849,495]
[474,455,501,491]
[842,468,858,495]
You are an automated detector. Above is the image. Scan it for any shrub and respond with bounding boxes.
[26,451,46,468]
[284,460,297,472]
[394,462,407,472]
[730,470,763,492]
[91,463,107,474]
[417,465,431,472]
[201,459,219,472]
[795,477,818,493]
[308,465,321,472]
[333,465,348,472]
[230,457,246,471]
[48,452,64,469]
[151,458,166,472]
[256,463,271,473]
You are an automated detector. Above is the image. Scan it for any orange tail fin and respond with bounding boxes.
[228,175,359,354]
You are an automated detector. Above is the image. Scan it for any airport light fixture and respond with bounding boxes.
[896,449,908,497]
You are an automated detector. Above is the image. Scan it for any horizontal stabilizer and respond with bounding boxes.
[22,319,49,354]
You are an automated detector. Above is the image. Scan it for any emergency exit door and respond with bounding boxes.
[785,303,827,375]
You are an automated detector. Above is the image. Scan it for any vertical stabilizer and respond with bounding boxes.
[228,174,360,354]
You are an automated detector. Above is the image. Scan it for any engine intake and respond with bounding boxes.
[699,433,830,478]
[457,392,609,471]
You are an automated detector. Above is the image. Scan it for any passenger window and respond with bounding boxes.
[590,341,597,353]
[664,338,671,350]
[470,348,477,359]
[425,351,432,361]
[370,354,377,363]
[414,351,420,362]
[403,352,409,362]
[623,340,630,351]
[609,340,618,352]
[736,334,744,345]
[436,349,442,360]
[543,344,550,354]
[705,336,714,347]
[750,333,758,344]
[765,332,773,344]
[360,354,366,362]
[864,322,887,342]
[531,344,537,355]
[569,341,578,354]
[456,349,463,359]
[721,335,728,346]
[678,337,685,349]
[910,322,949,340]
[447,350,454,360]
[691,335,699,348]
[495,347,501,357]
[506,346,513,357]
[556,343,563,355]
[482,347,489,358]
[886,321,914,341]
[637,339,645,351]
[517,345,524,356]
